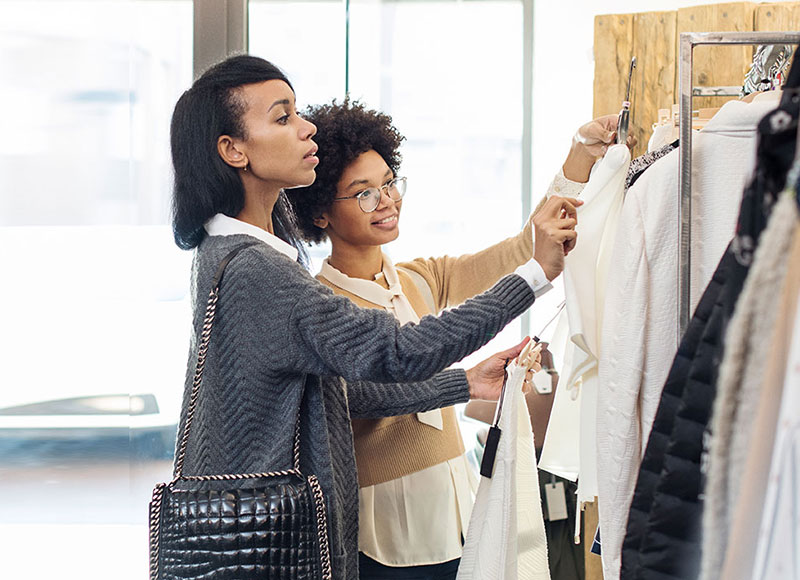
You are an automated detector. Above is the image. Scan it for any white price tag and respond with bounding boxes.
[544,481,568,521]
[532,370,553,394]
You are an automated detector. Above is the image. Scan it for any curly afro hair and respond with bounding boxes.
[287,99,405,244]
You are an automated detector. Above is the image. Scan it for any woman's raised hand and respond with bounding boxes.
[562,114,638,182]
[533,195,582,281]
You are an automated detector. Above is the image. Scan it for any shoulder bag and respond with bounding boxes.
[148,243,332,580]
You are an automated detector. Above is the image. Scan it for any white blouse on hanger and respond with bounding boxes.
[538,144,631,508]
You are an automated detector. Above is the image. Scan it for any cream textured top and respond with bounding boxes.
[318,256,479,566]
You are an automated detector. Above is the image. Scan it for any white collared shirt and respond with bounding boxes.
[204,213,298,261]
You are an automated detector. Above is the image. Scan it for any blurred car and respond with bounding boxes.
[0,226,191,462]
[0,393,177,459]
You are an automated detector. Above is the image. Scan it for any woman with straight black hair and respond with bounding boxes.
[169,54,581,580]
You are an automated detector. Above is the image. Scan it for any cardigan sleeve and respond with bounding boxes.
[346,369,470,419]
[232,248,535,384]
[396,173,585,311]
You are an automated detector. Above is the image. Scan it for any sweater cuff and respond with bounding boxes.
[490,273,537,318]
[436,368,471,407]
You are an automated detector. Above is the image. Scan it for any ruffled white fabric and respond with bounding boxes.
[458,345,550,580]
[538,145,631,508]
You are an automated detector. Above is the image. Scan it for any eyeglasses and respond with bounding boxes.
[333,176,407,213]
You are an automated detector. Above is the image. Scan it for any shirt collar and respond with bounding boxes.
[204,213,299,261]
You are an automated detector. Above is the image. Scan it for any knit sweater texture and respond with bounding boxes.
[318,219,534,486]
[176,233,535,580]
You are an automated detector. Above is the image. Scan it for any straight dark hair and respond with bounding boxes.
[170,54,308,264]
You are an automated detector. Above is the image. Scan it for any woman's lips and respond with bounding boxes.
[371,214,398,229]
[303,146,319,164]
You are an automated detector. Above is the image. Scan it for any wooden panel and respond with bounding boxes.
[593,13,634,119]
[584,500,603,580]
[755,2,800,31]
[631,11,677,157]
[677,2,757,110]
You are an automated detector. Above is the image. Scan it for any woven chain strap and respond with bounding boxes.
[149,243,325,580]
[308,475,333,580]
[149,482,166,580]
[173,244,301,479]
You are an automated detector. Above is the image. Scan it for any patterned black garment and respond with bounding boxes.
[619,53,800,580]
[624,139,679,192]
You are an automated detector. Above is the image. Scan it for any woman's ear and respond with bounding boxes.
[217,135,248,170]
[313,215,329,230]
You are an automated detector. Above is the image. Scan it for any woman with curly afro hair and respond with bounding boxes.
[287,99,626,580]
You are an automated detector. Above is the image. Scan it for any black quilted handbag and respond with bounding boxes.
[148,244,332,580]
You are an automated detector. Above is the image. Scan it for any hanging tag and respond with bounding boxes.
[532,370,553,394]
[544,481,568,521]
[480,425,501,478]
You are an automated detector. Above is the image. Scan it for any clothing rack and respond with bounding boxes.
[678,31,800,339]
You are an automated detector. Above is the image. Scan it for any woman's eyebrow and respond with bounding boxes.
[345,170,392,190]
[345,178,370,190]
[268,98,291,112]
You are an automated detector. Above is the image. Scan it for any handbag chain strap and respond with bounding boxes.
[173,243,301,480]
[150,243,332,580]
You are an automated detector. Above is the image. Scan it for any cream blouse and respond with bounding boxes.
[318,256,477,566]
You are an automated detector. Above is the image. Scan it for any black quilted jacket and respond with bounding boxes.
[619,53,800,580]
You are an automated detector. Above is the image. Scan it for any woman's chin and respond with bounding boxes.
[381,227,400,244]
[286,171,317,189]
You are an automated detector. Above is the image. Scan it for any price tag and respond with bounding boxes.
[544,481,568,521]
[533,370,553,394]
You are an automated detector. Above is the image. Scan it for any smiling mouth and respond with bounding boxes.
[372,215,397,225]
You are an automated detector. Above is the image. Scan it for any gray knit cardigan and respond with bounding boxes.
[177,233,535,580]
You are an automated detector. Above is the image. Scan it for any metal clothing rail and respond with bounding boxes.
[678,31,800,339]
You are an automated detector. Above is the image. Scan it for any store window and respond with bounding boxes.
[250,0,526,454]
[0,2,192,578]
[250,0,525,341]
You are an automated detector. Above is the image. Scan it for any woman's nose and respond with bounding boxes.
[376,188,396,210]
[300,118,316,139]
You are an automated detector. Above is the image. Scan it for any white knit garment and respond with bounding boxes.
[458,351,550,580]
[596,92,781,580]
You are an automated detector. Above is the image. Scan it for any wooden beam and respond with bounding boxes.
[754,2,800,32]
[631,11,677,157]
[676,2,756,110]
[593,13,634,119]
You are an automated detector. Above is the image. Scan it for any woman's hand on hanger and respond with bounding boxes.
[465,337,534,401]
[563,114,638,182]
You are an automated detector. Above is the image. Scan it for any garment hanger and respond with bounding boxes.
[480,340,543,478]
[743,44,794,95]
[616,57,637,145]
